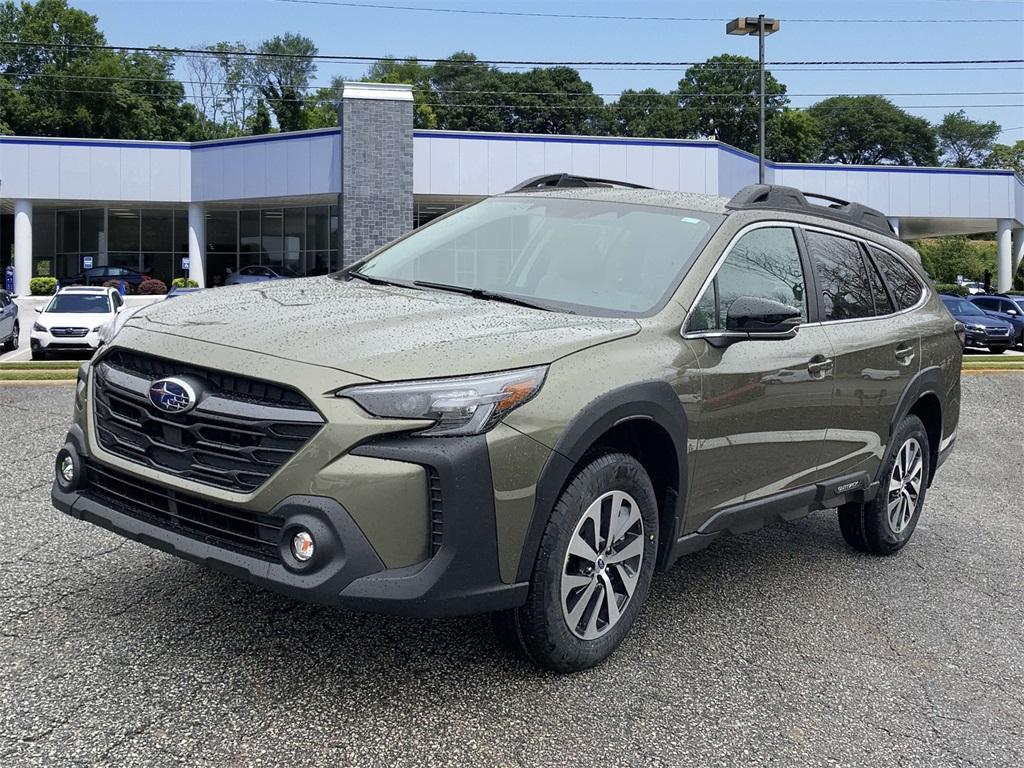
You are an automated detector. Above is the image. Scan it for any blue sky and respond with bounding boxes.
[76,0,1024,140]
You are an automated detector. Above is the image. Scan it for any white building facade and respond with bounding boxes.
[2,83,1022,295]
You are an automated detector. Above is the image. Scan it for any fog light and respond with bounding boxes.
[291,530,315,562]
[59,456,75,484]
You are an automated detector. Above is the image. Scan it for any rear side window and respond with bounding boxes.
[688,227,807,332]
[864,256,894,316]
[805,231,874,321]
[869,246,923,311]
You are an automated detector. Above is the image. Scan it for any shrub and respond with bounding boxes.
[101,279,121,290]
[171,277,199,288]
[29,277,57,295]
[137,279,168,295]
[934,283,969,297]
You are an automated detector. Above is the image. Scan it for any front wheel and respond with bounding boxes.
[1,322,17,352]
[30,347,47,361]
[838,415,930,555]
[492,452,659,672]
[988,346,1007,354]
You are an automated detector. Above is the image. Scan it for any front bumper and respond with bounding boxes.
[31,329,102,350]
[52,425,529,617]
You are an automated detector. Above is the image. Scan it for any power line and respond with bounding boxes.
[269,0,1024,24]
[1,40,1021,68]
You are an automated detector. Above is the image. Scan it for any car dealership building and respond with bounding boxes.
[2,82,1023,296]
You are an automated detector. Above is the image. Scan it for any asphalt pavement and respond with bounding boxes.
[1,375,1022,767]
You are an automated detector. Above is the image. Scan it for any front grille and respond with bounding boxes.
[987,327,1010,336]
[81,460,282,561]
[428,469,443,556]
[93,350,324,493]
[51,327,89,337]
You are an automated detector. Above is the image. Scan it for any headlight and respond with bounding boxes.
[966,323,986,331]
[32,322,47,333]
[337,366,547,437]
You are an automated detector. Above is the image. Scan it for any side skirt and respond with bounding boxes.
[663,470,875,569]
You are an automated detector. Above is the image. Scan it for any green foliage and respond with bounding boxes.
[430,52,509,133]
[676,54,788,154]
[768,110,822,163]
[933,283,969,297]
[810,96,939,166]
[248,99,273,135]
[936,110,1000,168]
[255,33,317,132]
[983,140,1024,176]
[365,59,438,128]
[912,237,997,284]
[29,277,57,295]
[137,278,168,295]
[171,277,199,288]
[610,88,685,138]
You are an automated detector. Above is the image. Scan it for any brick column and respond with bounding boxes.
[338,82,414,266]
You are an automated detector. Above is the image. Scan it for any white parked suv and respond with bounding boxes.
[30,286,123,360]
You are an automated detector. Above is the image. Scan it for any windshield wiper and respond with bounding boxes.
[412,281,565,313]
[347,271,419,290]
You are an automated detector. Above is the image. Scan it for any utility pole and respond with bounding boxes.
[726,15,781,184]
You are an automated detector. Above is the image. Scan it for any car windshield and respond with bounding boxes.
[348,196,721,317]
[943,298,984,315]
[45,294,111,314]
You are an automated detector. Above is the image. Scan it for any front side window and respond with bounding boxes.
[688,227,807,332]
[45,294,111,314]
[869,246,922,311]
[351,197,722,317]
[806,231,874,321]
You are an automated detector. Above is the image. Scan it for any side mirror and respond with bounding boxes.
[726,297,802,338]
[34,306,43,314]
[1007,309,1018,316]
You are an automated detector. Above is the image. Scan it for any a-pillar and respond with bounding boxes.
[187,202,206,288]
[996,219,1012,293]
[13,200,32,296]
[338,82,414,266]
[887,217,900,239]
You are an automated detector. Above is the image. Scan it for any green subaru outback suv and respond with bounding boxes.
[52,178,962,671]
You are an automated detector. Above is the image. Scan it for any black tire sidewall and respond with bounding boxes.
[518,452,659,672]
[868,415,931,551]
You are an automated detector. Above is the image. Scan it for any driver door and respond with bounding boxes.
[682,224,836,529]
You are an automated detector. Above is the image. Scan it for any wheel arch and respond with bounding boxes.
[514,382,688,582]
[888,366,944,486]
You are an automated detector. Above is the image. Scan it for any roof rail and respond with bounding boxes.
[726,184,895,237]
[507,173,651,193]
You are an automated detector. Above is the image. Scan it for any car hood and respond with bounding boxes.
[37,312,112,328]
[126,276,640,381]
[957,313,1011,329]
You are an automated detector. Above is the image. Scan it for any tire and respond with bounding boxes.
[838,414,930,555]
[30,348,47,361]
[492,452,659,672]
[988,346,1007,354]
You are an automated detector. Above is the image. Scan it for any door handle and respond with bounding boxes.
[894,344,915,365]
[807,356,834,377]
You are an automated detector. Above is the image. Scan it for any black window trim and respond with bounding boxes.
[859,243,897,317]
[797,223,928,327]
[682,220,818,339]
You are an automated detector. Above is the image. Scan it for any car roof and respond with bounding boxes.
[57,286,113,294]
[502,187,731,215]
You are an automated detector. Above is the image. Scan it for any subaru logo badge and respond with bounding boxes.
[148,377,197,414]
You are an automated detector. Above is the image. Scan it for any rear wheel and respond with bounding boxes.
[838,415,930,555]
[492,452,658,672]
[1,322,17,352]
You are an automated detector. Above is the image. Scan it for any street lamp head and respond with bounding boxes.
[726,16,780,35]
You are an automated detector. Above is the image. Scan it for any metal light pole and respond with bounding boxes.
[727,15,780,183]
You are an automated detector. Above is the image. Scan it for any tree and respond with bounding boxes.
[248,99,272,135]
[767,109,821,163]
[213,42,260,133]
[936,110,1000,167]
[912,236,996,283]
[502,67,607,135]
[676,54,788,153]
[0,0,201,140]
[984,140,1024,176]
[610,88,686,138]
[808,96,938,166]
[254,33,317,132]
[365,57,438,128]
[430,52,508,132]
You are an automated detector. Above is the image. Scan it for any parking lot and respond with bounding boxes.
[1,374,1022,767]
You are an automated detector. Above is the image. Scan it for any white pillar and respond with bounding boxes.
[187,203,206,288]
[996,219,1012,293]
[13,200,32,296]
[1012,228,1024,279]
[887,217,900,239]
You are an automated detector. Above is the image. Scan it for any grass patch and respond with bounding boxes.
[0,361,82,370]
[0,370,78,381]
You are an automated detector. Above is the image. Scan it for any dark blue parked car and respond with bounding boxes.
[968,294,1024,347]
[940,295,1015,353]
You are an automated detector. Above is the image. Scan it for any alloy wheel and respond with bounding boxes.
[11,323,19,350]
[888,437,924,534]
[560,490,645,640]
